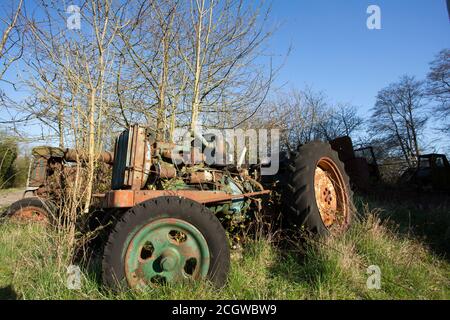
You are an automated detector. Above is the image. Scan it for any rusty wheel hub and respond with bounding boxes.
[11,206,48,224]
[314,157,349,230]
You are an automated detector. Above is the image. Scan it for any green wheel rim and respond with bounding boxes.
[124,218,210,288]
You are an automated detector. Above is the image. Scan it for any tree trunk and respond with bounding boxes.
[190,0,205,133]
[84,88,96,213]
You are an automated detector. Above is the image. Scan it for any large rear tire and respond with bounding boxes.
[102,196,230,289]
[283,141,354,236]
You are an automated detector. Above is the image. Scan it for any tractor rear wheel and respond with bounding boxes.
[3,197,52,224]
[102,196,230,289]
[283,141,354,236]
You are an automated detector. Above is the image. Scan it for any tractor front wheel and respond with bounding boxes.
[3,197,52,224]
[102,196,230,289]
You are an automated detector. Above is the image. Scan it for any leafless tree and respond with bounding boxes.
[115,0,180,138]
[427,48,450,133]
[176,0,274,133]
[259,87,363,151]
[273,88,328,148]
[13,0,134,254]
[0,0,24,131]
[370,75,428,167]
[101,0,275,141]
[317,104,363,141]
[0,0,23,82]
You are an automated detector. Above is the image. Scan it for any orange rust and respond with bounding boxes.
[314,157,349,228]
[64,149,114,165]
[158,165,177,179]
[189,171,214,184]
[315,166,338,226]
[102,189,270,208]
[10,206,49,224]
[105,189,135,207]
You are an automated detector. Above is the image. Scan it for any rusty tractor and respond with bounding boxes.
[4,146,113,223]
[330,136,380,192]
[399,153,450,192]
[5,124,354,289]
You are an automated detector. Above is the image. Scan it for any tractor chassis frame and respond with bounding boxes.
[98,189,270,209]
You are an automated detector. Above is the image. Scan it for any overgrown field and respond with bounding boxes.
[0,196,449,300]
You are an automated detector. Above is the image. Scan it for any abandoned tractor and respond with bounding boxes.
[399,154,450,192]
[4,124,354,289]
[330,136,381,192]
[5,146,113,223]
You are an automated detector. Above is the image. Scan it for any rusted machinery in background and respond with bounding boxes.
[5,124,355,290]
[330,136,450,193]
[330,136,381,192]
[25,146,114,198]
[399,153,450,192]
[5,146,114,222]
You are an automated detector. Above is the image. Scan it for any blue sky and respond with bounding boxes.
[268,0,449,110]
[1,0,449,151]
[264,0,449,151]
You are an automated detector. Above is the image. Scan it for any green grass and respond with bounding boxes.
[359,193,450,258]
[0,205,449,300]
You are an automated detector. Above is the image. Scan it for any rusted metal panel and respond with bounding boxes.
[104,190,134,207]
[102,189,270,208]
[111,125,152,190]
[126,125,144,189]
[28,157,47,187]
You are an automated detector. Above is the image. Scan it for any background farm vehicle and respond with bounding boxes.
[399,154,450,192]
[25,146,114,198]
[4,124,354,289]
[330,136,381,192]
[6,146,113,222]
